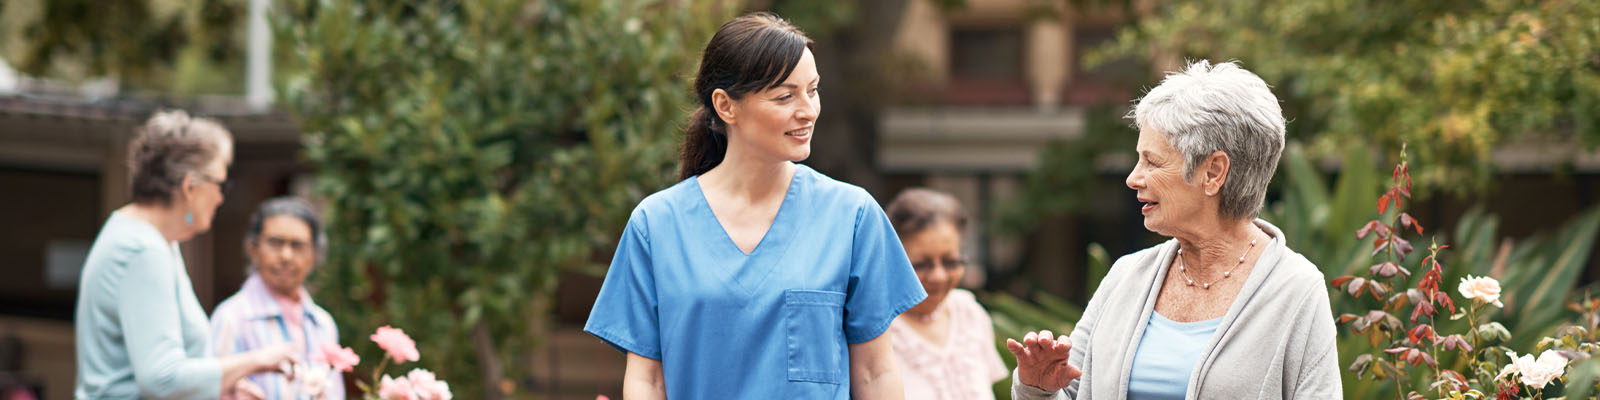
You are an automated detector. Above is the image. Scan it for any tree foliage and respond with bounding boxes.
[0,0,246,94]
[1089,0,1600,193]
[274,0,726,397]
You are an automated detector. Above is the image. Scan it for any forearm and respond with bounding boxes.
[848,360,902,399]
[622,380,666,400]
[622,352,666,400]
[847,333,903,400]
[218,352,270,394]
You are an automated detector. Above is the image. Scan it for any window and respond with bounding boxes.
[951,28,1024,80]
[1064,25,1142,105]
[947,27,1029,105]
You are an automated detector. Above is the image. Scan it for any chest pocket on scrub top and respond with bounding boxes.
[783,289,847,384]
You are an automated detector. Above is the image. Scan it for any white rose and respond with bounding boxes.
[1458,275,1504,307]
[289,362,331,399]
[1505,350,1569,389]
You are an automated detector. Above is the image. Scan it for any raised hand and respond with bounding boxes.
[1005,329,1083,392]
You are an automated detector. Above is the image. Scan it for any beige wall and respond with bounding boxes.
[891,0,951,88]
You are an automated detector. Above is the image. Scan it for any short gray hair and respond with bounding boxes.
[1130,60,1285,221]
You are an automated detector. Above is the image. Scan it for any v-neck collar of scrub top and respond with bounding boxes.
[688,165,804,298]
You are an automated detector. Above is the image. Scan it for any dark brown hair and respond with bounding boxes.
[885,188,969,239]
[128,110,233,206]
[678,12,814,180]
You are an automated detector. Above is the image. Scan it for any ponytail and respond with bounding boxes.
[678,106,726,180]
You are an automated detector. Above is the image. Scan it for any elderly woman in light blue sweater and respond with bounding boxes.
[75,110,296,399]
[1007,61,1341,399]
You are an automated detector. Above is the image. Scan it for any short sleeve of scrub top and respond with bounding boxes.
[584,164,927,400]
[582,206,662,360]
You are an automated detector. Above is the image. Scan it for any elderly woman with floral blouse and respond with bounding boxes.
[884,188,1008,400]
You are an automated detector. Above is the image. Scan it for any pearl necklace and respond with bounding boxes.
[1177,238,1257,290]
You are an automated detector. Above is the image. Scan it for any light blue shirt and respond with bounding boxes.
[584,164,927,399]
[1128,312,1222,400]
[75,211,221,399]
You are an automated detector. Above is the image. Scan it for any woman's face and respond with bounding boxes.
[185,141,233,234]
[249,215,317,297]
[722,48,820,164]
[1125,127,1207,236]
[903,221,965,316]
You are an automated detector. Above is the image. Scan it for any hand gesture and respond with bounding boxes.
[1005,330,1083,392]
[251,343,300,375]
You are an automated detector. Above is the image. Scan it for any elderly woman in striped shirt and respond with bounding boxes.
[211,198,344,399]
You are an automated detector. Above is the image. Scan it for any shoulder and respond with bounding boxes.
[1265,245,1332,306]
[623,177,706,235]
[632,178,697,218]
[94,215,170,260]
[946,289,991,321]
[83,215,174,284]
[210,292,250,321]
[306,302,340,337]
[795,164,880,216]
[1255,218,1328,294]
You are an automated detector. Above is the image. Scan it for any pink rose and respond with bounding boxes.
[311,342,360,372]
[406,369,452,400]
[371,326,420,363]
[378,375,415,400]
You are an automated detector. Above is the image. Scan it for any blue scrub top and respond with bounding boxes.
[585,164,928,399]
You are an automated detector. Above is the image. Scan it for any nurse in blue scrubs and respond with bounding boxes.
[584,12,928,400]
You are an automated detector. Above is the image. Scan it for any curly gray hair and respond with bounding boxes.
[127,110,233,206]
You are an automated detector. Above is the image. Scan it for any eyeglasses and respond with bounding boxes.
[192,172,233,194]
[911,257,967,272]
[260,235,312,254]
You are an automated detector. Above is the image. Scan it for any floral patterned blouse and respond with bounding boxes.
[889,289,1009,400]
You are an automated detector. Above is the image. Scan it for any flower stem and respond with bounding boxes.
[1394,375,1406,400]
[370,355,390,396]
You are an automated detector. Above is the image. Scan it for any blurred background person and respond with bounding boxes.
[75,110,296,399]
[211,197,343,400]
[885,188,1007,400]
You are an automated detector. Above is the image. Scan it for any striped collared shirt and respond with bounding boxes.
[211,274,346,400]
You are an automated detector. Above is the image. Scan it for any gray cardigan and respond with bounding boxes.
[1013,220,1342,400]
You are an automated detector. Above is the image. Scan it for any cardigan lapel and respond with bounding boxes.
[1186,219,1289,398]
[1095,239,1177,400]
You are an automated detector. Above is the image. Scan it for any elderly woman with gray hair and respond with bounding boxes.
[1006,60,1341,399]
[75,111,296,399]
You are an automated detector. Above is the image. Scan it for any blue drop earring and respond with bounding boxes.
[184,213,194,225]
